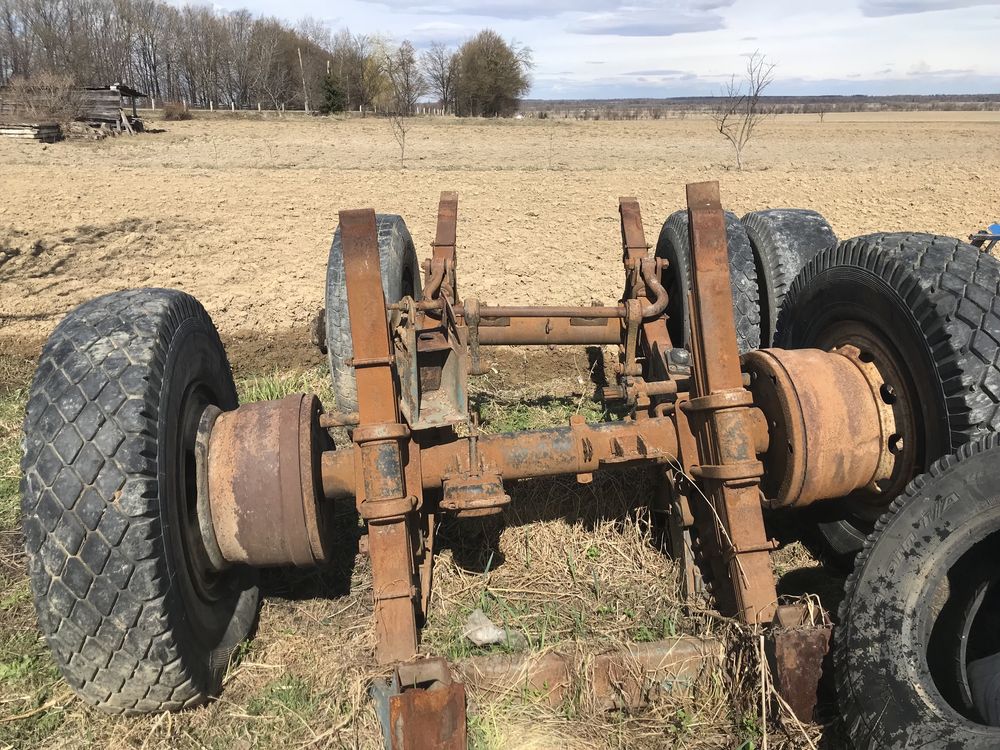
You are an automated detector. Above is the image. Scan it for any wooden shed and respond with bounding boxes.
[81,84,148,123]
[0,82,147,134]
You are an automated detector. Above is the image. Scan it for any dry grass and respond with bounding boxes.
[0,353,837,749]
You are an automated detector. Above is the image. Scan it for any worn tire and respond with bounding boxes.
[21,289,259,713]
[325,215,421,412]
[740,209,838,346]
[776,233,1000,564]
[836,433,1000,748]
[655,209,761,353]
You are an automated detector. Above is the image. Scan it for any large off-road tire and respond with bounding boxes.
[21,289,258,713]
[740,209,838,346]
[775,233,1000,564]
[655,209,761,353]
[325,214,421,412]
[836,434,1000,748]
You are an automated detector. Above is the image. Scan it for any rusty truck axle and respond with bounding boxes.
[188,182,920,741]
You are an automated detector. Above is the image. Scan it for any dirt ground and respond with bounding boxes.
[2,111,999,749]
[2,111,999,368]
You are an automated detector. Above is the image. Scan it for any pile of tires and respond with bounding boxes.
[656,207,1000,747]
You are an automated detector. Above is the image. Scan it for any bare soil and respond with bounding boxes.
[2,111,998,368]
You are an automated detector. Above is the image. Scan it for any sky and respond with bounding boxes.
[200,0,1000,99]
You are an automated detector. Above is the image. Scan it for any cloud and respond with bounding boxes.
[352,0,616,20]
[568,1,733,36]
[624,68,695,77]
[906,62,974,76]
[352,0,734,27]
[860,0,997,17]
[405,21,472,45]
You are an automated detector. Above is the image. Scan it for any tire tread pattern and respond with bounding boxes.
[655,209,761,352]
[21,289,239,713]
[835,431,1000,748]
[740,208,837,345]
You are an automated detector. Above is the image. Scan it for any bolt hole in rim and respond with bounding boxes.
[925,527,1000,727]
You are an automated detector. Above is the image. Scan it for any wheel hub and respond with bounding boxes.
[818,321,921,509]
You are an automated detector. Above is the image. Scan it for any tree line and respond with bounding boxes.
[0,0,533,116]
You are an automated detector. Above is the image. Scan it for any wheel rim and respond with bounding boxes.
[787,286,948,548]
[814,321,922,522]
[159,336,247,645]
[175,383,229,606]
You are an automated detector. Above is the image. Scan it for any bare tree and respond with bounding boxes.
[383,41,424,166]
[384,40,425,116]
[421,41,456,113]
[713,51,774,171]
[388,109,407,167]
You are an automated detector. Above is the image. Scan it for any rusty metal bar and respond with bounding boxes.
[476,315,621,345]
[476,304,624,319]
[457,637,722,712]
[432,191,458,303]
[340,208,421,664]
[683,182,777,624]
[320,411,772,501]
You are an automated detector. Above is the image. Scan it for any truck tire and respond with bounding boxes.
[21,289,258,713]
[655,209,761,353]
[775,233,1000,565]
[740,209,838,346]
[836,433,1000,748]
[325,214,421,412]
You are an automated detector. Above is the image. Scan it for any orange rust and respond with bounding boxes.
[476,315,621,345]
[207,394,328,566]
[683,181,777,624]
[321,409,771,502]
[340,208,421,665]
[744,348,883,508]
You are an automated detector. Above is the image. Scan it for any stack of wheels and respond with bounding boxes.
[655,207,838,353]
[659,214,1000,744]
[778,232,1000,746]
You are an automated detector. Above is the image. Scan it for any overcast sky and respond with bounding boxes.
[202,0,1000,98]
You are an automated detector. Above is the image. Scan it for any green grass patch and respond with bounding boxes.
[472,392,608,434]
[246,673,319,718]
[236,365,336,406]
[0,383,27,532]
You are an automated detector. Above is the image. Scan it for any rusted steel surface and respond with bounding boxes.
[766,604,832,723]
[745,348,883,508]
[207,394,329,566]
[431,191,459,304]
[396,297,468,430]
[323,415,685,500]
[619,197,675,382]
[476,315,621,345]
[373,658,467,750]
[321,408,771,502]
[340,208,421,664]
[457,638,722,712]
[815,322,918,504]
[683,181,777,624]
